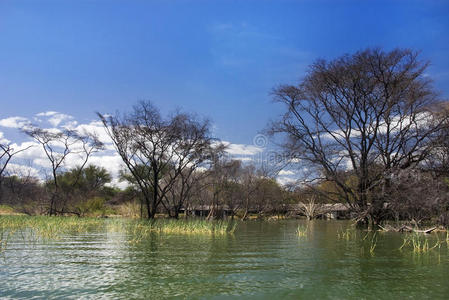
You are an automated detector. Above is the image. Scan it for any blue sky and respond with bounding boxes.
[0,0,448,184]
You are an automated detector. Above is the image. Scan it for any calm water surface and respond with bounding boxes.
[1,220,448,299]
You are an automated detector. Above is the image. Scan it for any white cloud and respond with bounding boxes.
[8,141,38,156]
[5,163,40,178]
[87,154,125,178]
[35,111,77,127]
[233,156,254,162]
[223,141,263,156]
[74,120,113,145]
[278,170,295,176]
[0,131,10,144]
[277,176,297,186]
[6,137,125,187]
[196,166,207,173]
[0,113,121,188]
[49,114,74,127]
[0,116,31,129]
[33,157,52,169]
[0,113,272,189]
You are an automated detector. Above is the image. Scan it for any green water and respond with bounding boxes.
[1,220,448,299]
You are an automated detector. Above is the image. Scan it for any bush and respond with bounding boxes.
[76,197,115,217]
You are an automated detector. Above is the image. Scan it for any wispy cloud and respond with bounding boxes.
[36,111,59,117]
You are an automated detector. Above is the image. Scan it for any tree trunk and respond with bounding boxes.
[146,194,153,219]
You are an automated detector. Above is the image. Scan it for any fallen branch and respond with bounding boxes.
[378,224,437,234]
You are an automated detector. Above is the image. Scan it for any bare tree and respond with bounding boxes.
[98,101,214,219]
[270,48,449,226]
[202,156,242,220]
[165,168,199,218]
[240,165,259,220]
[0,143,32,204]
[240,164,278,220]
[159,112,215,218]
[24,127,103,215]
[423,103,449,177]
[183,143,227,218]
[219,160,243,218]
[1,163,47,215]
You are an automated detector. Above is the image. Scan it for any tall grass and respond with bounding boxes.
[107,218,237,236]
[399,233,444,253]
[0,215,104,239]
[336,228,378,256]
[0,216,237,251]
[337,228,354,240]
[296,224,308,237]
[0,204,21,216]
[368,232,378,256]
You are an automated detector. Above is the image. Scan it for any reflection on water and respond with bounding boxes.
[1,220,448,299]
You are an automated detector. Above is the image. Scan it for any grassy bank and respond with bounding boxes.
[0,205,23,216]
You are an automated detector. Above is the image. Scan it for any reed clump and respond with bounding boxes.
[154,219,237,235]
[399,233,444,253]
[337,228,354,241]
[107,218,237,236]
[296,225,308,237]
[368,232,378,256]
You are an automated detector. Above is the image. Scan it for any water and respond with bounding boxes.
[1,220,448,299]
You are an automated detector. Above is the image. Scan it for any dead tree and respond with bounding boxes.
[298,196,325,220]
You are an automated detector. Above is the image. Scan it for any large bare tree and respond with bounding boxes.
[270,48,449,225]
[98,101,214,219]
